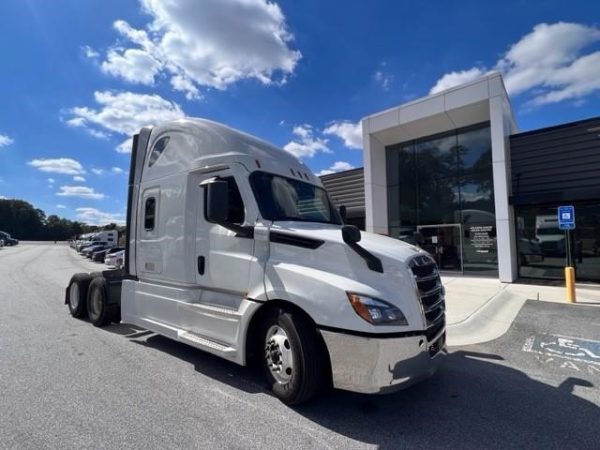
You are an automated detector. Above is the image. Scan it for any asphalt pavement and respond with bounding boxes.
[0,243,598,449]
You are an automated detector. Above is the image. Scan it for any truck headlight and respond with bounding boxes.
[346,293,408,326]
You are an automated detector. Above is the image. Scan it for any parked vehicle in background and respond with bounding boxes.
[535,215,565,256]
[74,230,118,252]
[104,249,125,268]
[65,118,446,405]
[93,247,124,263]
[81,242,109,258]
[0,231,18,246]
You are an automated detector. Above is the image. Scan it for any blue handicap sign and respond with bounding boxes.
[558,205,575,230]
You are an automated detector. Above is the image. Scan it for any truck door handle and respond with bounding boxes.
[197,256,205,275]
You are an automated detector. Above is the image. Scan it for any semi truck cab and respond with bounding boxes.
[65,118,445,404]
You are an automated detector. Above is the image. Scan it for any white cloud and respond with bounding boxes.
[170,74,201,101]
[117,137,134,154]
[73,175,86,182]
[82,45,100,59]
[283,124,331,159]
[0,133,14,148]
[111,167,125,174]
[323,121,362,150]
[91,168,104,175]
[68,90,184,151]
[316,161,355,176]
[374,70,394,91]
[48,178,55,184]
[429,22,600,106]
[57,186,105,200]
[97,0,301,99]
[28,158,85,175]
[75,207,125,226]
[101,48,162,85]
[429,67,487,95]
[0,195,7,200]
[56,204,67,209]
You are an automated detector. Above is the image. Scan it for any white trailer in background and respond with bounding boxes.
[65,118,446,404]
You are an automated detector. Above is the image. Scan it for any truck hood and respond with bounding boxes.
[265,221,431,332]
[270,221,423,264]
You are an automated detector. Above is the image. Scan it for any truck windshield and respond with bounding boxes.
[250,172,341,225]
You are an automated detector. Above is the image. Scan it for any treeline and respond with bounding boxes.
[0,199,122,241]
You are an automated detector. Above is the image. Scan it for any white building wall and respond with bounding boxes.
[489,95,518,282]
[362,72,518,281]
[363,120,389,234]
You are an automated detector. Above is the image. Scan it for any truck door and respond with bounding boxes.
[194,169,255,308]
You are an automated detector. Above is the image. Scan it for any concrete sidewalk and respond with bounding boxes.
[443,275,600,346]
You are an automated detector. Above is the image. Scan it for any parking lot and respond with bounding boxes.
[0,243,598,450]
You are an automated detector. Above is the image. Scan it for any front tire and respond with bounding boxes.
[86,277,112,327]
[261,308,326,405]
[67,273,92,318]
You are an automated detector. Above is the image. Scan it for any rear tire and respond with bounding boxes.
[86,277,112,327]
[67,273,92,318]
[261,308,326,405]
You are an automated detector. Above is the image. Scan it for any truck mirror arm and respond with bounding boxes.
[342,225,384,273]
[216,222,254,239]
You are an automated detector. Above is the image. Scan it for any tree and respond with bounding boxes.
[0,198,125,240]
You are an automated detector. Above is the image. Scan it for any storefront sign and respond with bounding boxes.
[469,225,494,253]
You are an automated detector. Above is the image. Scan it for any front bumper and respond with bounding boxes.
[319,329,445,394]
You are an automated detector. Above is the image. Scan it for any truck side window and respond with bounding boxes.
[205,177,245,224]
[144,197,156,230]
[149,136,170,167]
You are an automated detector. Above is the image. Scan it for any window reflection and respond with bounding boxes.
[457,127,492,175]
[517,203,600,282]
[386,123,496,275]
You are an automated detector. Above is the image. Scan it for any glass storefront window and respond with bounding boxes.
[459,176,495,217]
[387,143,417,239]
[415,133,457,179]
[387,122,495,274]
[516,203,600,282]
[457,127,492,176]
[418,176,461,225]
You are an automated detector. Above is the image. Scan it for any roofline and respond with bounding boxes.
[361,71,504,122]
[510,115,600,138]
[318,167,364,179]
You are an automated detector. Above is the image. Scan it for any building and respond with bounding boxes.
[320,72,600,283]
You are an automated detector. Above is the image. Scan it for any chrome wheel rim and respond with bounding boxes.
[69,283,79,310]
[89,288,102,320]
[265,325,294,384]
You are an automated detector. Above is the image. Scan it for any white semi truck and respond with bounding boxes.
[65,118,446,404]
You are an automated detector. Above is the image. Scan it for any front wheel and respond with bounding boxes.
[261,308,327,405]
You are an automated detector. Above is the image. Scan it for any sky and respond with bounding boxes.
[1,0,599,225]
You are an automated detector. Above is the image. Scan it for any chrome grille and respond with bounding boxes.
[408,254,446,348]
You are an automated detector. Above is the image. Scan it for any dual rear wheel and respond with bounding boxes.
[66,274,117,327]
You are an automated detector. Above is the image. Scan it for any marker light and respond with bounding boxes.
[346,293,408,326]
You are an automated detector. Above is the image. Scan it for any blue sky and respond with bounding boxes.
[1,0,599,225]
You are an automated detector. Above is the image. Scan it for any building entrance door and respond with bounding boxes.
[417,224,463,272]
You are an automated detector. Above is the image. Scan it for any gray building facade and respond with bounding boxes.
[320,74,600,283]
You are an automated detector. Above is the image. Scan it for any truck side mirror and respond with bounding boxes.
[339,205,347,224]
[206,180,229,223]
[342,224,361,244]
[413,231,425,246]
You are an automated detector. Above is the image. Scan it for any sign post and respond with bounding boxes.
[558,206,576,303]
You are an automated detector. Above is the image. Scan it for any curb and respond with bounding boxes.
[446,289,527,346]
